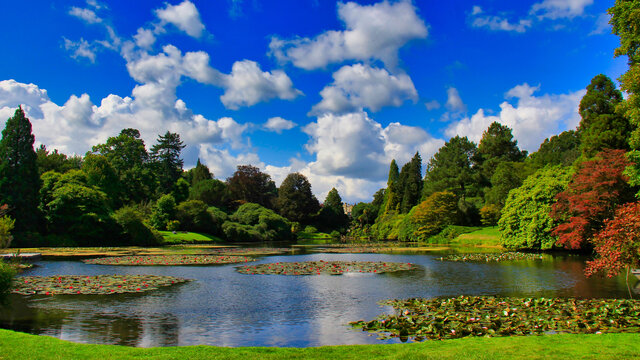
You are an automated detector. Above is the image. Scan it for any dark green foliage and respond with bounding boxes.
[351,202,378,226]
[189,158,213,185]
[190,179,228,207]
[36,145,81,175]
[227,165,277,209]
[207,206,228,224]
[423,136,479,200]
[172,178,190,204]
[222,221,264,242]
[577,74,630,158]
[399,191,459,241]
[498,166,573,250]
[384,160,401,213]
[484,162,535,207]
[149,194,176,230]
[0,107,41,232]
[90,128,154,204]
[527,130,581,169]
[150,131,186,195]
[176,200,217,234]
[0,262,15,304]
[398,152,423,213]
[224,203,293,242]
[317,188,348,232]
[82,154,122,208]
[474,122,527,183]
[42,170,118,246]
[275,172,320,223]
[112,206,161,246]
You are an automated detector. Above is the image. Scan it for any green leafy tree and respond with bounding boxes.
[0,107,41,232]
[484,162,535,207]
[172,178,190,204]
[189,158,213,185]
[275,172,320,223]
[91,128,153,203]
[474,122,527,183]
[0,205,14,248]
[36,145,81,175]
[0,261,15,304]
[112,206,161,246]
[227,165,277,209]
[383,160,401,213]
[176,200,217,234]
[190,179,228,207]
[577,74,630,158]
[225,203,292,241]
[527,130,581,169]
[149,194,177,230]
[150,131,186,195]
[82,154,122,208]
[399,152,423,213]
[317,188,348,232]
[399,191,459,241]
[498,166,573,250]
[423,136,479,199]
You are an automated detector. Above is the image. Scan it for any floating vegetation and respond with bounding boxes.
[350,295,640,341]
[236,260,418,275]
[83,255,256,266]
[12,274,190,296]
[205,247,294,256]
[440,252,544,262]
[310,247,385,254]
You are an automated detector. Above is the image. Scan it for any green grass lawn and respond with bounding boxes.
[0,329,639,359]
[451,227,502,247]
[296,231,334,241]
[159,231,224,245]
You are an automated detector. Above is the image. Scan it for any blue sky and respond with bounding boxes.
[0,0,626,202]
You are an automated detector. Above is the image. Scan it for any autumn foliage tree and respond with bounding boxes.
[551,149,636,250]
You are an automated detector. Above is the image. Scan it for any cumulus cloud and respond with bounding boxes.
[269,0,427,69]
[63,38,97,62]
[155,0,206,38]
[310,64,417,115]
[445,83,585,151]
[445,87,466,112]
[531,0,594,19]
[425,100,440,111]
[134,28,156,49]
[69,6,102,24]
[470,7,532,33]
[264,117,297,133]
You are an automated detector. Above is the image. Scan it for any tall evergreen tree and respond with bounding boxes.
[383,159,401,213]
[190,158,213,185]
[474,122,527,183]
[399,152,423,213]
[527,130,581,169]
[318,187,348,231]
[324,188,343,212]
[423,136,479,200]
[150,131,186,195]
[0,107,41,232]
[275,172,320,223]
[577,74,630,158]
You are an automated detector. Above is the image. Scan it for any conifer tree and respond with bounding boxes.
[399,152,423,213]
[190,158,213,185]
[0,107,41,232]
[474,122,527,184]
[150,131,186,195]
[383,159,401,213]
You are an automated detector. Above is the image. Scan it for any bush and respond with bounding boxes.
[304,225,318,233]
[398,191,459,241]
[166,220,181,232]
[0,261,16,304]
[480,204,502,226]
[149,194,176,230]
[223,203,293,242]
[370,213,406,240]
[112,206,161,246]
[176,200,217,234]
[0,216,15,248]
[222,221,263,242]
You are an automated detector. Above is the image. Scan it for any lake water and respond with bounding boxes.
[0,251,637,347]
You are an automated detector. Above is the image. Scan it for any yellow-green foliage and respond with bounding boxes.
[480,204,501,226]
[399,191,459,241]
[370,213,406,240]
[0,215,15,248]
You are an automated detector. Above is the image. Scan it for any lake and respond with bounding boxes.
[0,251,637,347]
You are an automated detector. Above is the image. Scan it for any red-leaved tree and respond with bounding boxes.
[550,149,636,249]
[585,202,640,298]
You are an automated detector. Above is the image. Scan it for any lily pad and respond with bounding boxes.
[236,260,418,275]
[350,295,640,341]
[12,274,190,296]
[205,248,295,256]
[310,246,385,254]
[440,252,544,262]
[83,255,256,266]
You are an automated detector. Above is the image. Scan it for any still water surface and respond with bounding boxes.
[0,252,637,347]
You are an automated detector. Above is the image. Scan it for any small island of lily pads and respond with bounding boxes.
[83,255,256,266]
[440,252,544,262]
[236,260,418,275]
[350,295,640,341]
[12,274,190,296]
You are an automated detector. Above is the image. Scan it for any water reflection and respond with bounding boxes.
[0,253,637,347]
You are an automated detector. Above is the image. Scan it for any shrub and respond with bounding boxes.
[0,262,16,304]
[0,216,15,248]
[176,200,217,234]
[398,191,459,241]
[222,221,263,242]
[149,194,176,230]
[112,206,161,246]
[304,225,318,233]
[480,204,502,226]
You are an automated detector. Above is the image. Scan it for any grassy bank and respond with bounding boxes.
[451,227,501,247]
[159,231,223,245]
[0,329,639,359]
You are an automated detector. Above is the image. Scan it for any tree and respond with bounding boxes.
[551,149,636,250]
[36,145,81,175]
[527,130,581,169]
[227,165,277,209]
[176,200,217,234]
[423,136,479,199]
[577,74,630,158]
[498,166,573,250]
[474,122,527,183]
[317,188,348,232]
[91,128,153,204]
[189,158,213,185]
[383,160,401,213]
[399,191,459,241]
[82,154,122,208]
[149,194,177,230]
[275,172,320,223]
[610,1,640,196]
[112,206,161,246]
[0,205,14,248]
[0,107,41,232]
[398,152,423,213]
[150,131,186,195]
[585,201,640,297]
[484,162,535,207]
[190,179,228,207]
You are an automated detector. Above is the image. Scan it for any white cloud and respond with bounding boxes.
[445,87,466,112]
[425,100,440,111]
[220,60,302,110]
[69,6,102,24]
[470,7,532,33]
[134,28,156,49]
[531,0,594,20]
[310,64,417,115]
[264,117,297,133]
[590,13,611,35]
[198,144,263,179]
[269,0,427,69]
[63,38,97,63]
[155,0,206,38]
[445,83,585,151]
